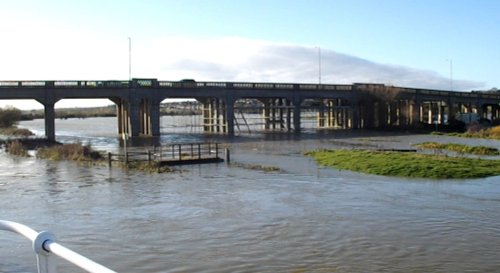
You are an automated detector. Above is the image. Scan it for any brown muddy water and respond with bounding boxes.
[1,117,499,272]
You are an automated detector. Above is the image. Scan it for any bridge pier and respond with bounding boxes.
[261,98,292,131]
[35,98,57,141]
[44,102,56,141]
[202,98,228,133]
[115,98,161,137]
[293,97,302,132]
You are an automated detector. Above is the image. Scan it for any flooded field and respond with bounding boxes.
[0,117,499,272]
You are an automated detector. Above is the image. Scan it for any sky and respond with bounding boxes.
[0,0,499,109]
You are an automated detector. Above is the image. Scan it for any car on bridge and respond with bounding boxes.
[180,79,196,88]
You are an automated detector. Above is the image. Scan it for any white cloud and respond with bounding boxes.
[153,37,483,90]
[0,37,484,109]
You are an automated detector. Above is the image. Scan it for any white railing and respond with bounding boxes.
[0,220,117,273]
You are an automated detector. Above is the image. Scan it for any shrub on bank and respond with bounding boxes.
[36,143,103,161]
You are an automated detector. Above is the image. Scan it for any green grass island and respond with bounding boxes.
[306,149,500,179]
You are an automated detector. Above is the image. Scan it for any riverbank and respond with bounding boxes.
[20,101,202,120]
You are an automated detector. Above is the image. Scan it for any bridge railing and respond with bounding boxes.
[0,220,116,273]
[1,79,500,100]
[156,80,353,91]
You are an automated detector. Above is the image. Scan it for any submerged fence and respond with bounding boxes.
[0,220,116,273]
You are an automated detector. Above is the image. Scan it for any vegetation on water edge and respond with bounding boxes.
[7,141,174,173]
[123,161,174,173]
[0,127,34,137]
[5,140,29,157]
[306,149,500,179]
[414,142,500,156]
[36,143,103,161]
[231,162,282,172]
[432,125,500,140]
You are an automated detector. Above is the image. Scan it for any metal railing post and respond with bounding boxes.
[34,231,58,273]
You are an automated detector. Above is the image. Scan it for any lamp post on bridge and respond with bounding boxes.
[448,59,453,91]
[316,46,322,85]
[128,37,132,80]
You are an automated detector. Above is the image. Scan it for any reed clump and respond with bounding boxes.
[5,140,29,157]
[36,143,103,161]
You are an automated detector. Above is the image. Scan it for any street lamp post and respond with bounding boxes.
[128,37,132,80]
[448,59,453,91]
[317,47,322,85]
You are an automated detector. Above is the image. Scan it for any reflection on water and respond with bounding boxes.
[0,117,499,272]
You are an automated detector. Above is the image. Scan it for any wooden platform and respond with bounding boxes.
[108,142,225,166]
[158,157,224,166]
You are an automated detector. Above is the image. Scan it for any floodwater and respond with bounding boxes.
[1,116,500,272]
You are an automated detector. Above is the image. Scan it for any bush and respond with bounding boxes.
[0,107,22,128]
[6,140,29,157]
[37,143,103,161]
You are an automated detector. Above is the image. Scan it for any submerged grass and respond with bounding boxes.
[123,161,174,173]
[414,142,500,156]
[306,149,500,179]
[231,162,282,172]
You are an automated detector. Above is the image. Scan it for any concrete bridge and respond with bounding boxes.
[1,79,499,140]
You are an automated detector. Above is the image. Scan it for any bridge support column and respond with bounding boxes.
[36,98,57,141]
[352,104,360,129]
[226,98,235,136]
[128,99,141,137]
[317,104,325,128]
[44,102,56,141]
[293,98,302,133]
[427,102,434,124]
[114,98,159,137]
[317,99,342,129]
[202,98,227,134]
[261,98,290,131]
[286,100,292,131]
[410,101,420,126]
[150,102,161,136]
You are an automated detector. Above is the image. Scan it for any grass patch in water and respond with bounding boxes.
[122,161,174,173]
[306,149,500,179]
[232,162,282,172]
[414,142,500,156]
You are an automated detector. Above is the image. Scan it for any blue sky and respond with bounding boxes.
[0,0,499,109]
